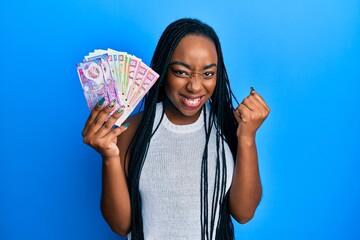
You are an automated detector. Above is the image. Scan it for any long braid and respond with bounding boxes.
[213,50,237,239]
[127,18,239,239]
[201,106,211,239]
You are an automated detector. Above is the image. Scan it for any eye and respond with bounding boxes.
[203,71,215,79]
[173,70,190,78]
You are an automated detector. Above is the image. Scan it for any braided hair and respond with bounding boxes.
[127,18,239,239]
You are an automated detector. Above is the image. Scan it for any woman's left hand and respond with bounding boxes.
[234,88,270,139]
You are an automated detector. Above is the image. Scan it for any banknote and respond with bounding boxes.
[129,68,159,108]
[76,58,110,110]
[121,54,130,101]
[85,54,122,110]
[77,49,159,126]
[125,62,149,105]
[124,55,141,101]
[107,48,126,98]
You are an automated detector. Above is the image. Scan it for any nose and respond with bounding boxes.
[186,74,202,93]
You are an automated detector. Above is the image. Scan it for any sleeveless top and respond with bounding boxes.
[129,102,234,239]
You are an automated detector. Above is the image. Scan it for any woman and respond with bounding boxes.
[82,18,270,239]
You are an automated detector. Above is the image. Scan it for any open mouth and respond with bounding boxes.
[179,94,203,108]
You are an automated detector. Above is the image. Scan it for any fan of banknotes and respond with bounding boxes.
[76,48,159,126]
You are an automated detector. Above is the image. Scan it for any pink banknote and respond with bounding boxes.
[77,49,159,126]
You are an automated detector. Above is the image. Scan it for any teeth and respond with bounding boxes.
[182,96,201,106]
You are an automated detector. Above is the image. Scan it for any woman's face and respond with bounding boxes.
[164,34,218,124]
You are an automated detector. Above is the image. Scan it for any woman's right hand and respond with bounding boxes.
[82,98,129,159]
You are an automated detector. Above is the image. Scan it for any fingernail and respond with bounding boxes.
[108,99,116,108]
[117,109,123,114]
[97,97,106,107]
[250,87,255,93]
[123,123,130,128]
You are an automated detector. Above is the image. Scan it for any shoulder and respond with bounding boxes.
[123,111,143,134]
[117,103,162,172]
[118,111,143,145]
[117,111,143,173]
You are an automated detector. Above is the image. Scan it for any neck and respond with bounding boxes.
[163,98,202,125]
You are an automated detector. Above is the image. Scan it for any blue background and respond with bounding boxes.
[1,0,359,239]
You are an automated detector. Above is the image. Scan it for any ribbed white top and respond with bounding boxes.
[130,102,234,239]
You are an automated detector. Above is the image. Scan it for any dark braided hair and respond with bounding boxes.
[127,18,239,239]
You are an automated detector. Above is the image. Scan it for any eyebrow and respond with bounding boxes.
[169,61,217,70]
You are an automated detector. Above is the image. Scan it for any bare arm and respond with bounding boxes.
[100,113,142,235]
[229,89,270,224]
[82,99,141,236]
[100,155,131,236]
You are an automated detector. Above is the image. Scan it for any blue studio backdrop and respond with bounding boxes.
[1,0,359,239]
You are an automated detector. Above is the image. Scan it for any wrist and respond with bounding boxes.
[98,148,120,161]
[237,135,256,147]
[102,155,121,165]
